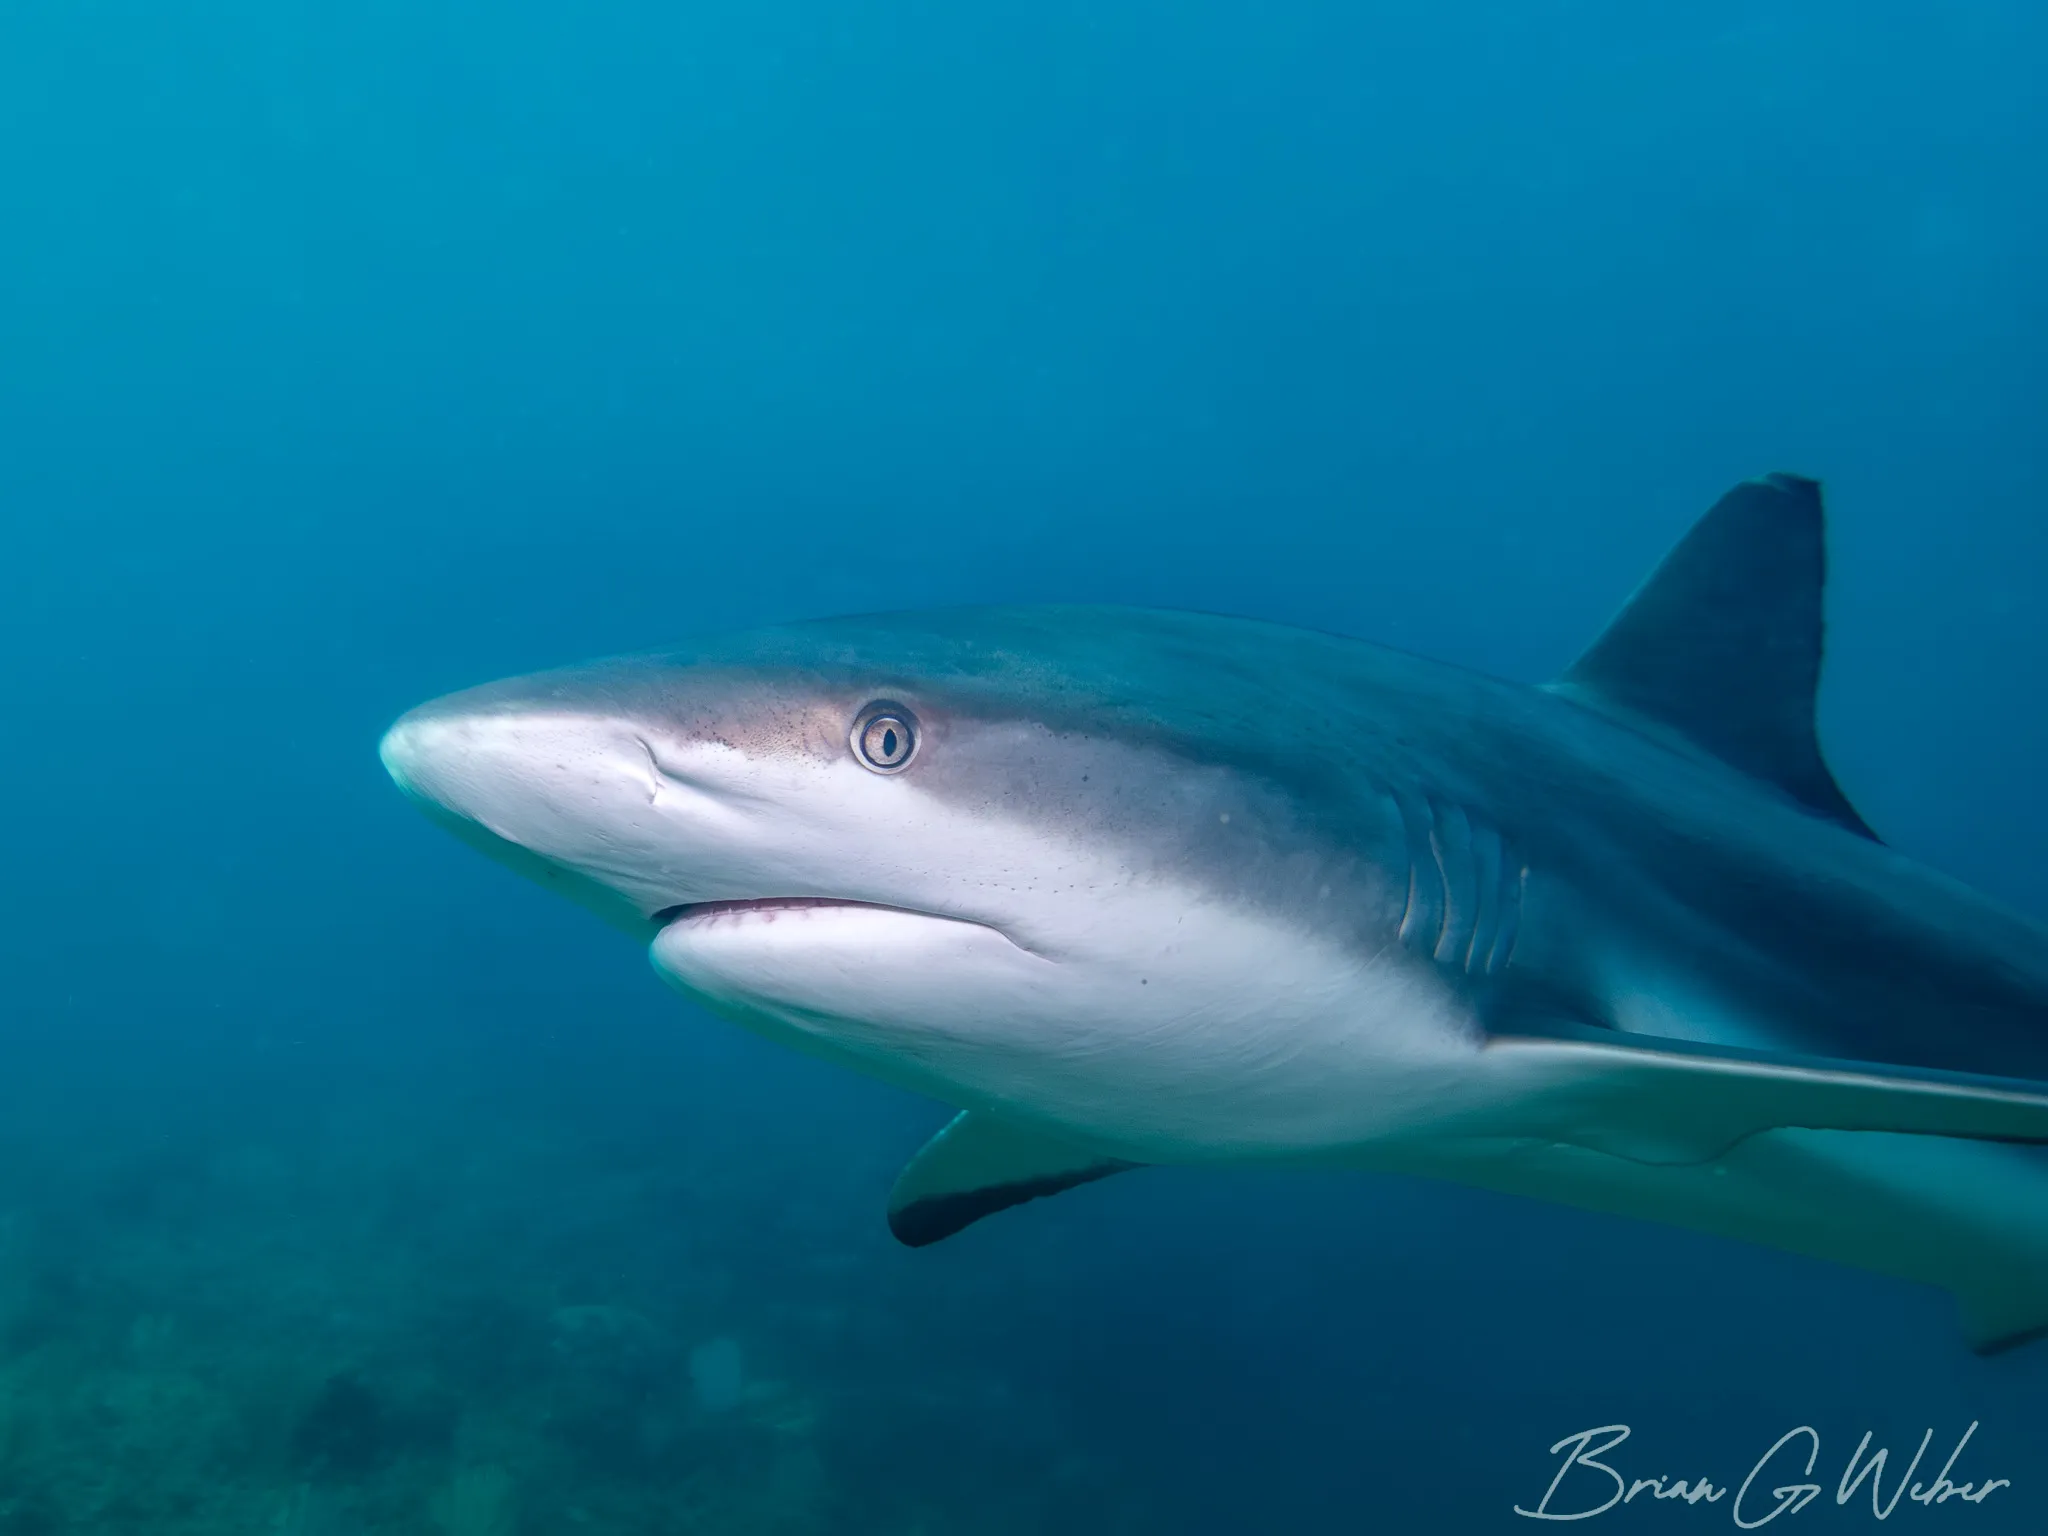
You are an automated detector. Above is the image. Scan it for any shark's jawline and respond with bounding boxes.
[655,897,1046,959]
[658,897,890,922]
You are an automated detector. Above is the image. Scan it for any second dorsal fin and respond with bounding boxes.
[1549,473,1877,839]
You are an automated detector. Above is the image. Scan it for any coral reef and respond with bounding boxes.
[428,1464,514,1536]
[0,1038,1141,1535]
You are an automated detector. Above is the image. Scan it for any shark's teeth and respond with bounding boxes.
[657,897,874,923]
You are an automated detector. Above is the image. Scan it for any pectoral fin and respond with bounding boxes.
[1478,1031,2048,1164]
[888,1111,1137,1246]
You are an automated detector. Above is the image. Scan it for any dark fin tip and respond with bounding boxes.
[1973,1322,2048,1358]
[1761,470,1819,495]
[888,1164,1131,1248]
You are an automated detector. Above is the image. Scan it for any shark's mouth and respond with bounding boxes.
[655,897,915,925]
[653,897,1048,960]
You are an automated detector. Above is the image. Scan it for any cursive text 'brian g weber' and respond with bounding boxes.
[1514,1422,2010,1525]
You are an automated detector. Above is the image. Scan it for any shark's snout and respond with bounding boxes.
[378,705,528,832]
[377,708,449,805]
[381,697,629,821]
[379,693,703,931]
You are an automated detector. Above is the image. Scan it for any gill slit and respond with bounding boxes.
[1397,794,1524,978]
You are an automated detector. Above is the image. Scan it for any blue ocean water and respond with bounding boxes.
[2,0,2045,1529]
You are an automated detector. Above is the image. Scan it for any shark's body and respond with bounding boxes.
[382,476,2048,1349]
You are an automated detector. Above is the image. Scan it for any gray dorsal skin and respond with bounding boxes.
[1549,473,1879,840]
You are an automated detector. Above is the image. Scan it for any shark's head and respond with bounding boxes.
[380,607,1479,1158]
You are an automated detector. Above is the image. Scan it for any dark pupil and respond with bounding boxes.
[880,727,899,758]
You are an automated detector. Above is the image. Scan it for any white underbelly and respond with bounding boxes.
[648,896,1483,1161]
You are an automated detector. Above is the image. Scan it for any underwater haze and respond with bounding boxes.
[3,0,2046,1531]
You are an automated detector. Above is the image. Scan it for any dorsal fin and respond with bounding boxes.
[1550,473,1877,840]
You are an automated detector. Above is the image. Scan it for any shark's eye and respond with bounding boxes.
[852,703,918,773]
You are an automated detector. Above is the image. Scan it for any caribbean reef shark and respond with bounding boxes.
[381,475,2048,1350]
